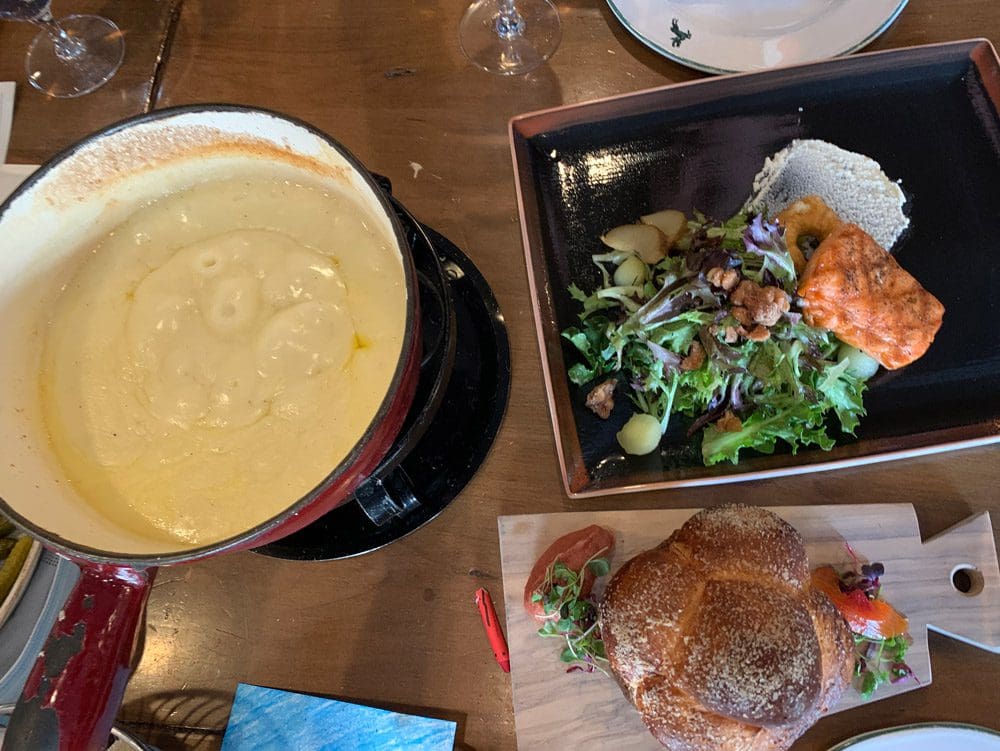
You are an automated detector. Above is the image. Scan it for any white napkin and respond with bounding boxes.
[0,164,36,203]
[0,82,14,163]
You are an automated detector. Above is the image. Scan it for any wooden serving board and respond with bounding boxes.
[498,505,1000,750]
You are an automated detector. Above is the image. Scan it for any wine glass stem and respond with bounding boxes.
[30,12,87,61]
[496,0,525,40]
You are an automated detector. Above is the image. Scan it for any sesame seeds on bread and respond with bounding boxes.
[599,505,853,751]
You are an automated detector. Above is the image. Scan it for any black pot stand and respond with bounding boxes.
[254,200,510,561]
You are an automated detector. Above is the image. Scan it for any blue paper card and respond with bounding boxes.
[221,684,457,751]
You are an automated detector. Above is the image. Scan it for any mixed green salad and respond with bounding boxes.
[562,209,878,466]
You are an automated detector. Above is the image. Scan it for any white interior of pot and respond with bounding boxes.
[0,110,403,558]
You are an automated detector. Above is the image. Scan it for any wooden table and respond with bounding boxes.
[2,2,999,749]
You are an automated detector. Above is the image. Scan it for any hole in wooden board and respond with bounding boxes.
[951,564,985,596]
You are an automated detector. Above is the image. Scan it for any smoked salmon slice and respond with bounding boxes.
[797,224,944,370]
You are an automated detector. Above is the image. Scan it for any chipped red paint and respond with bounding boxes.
[8,566,153,751]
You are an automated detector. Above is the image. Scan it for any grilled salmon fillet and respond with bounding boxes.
[797,224,944,370]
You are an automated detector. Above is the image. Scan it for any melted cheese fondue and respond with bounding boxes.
[39,177,407,546]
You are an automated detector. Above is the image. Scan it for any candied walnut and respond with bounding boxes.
[706,266,740,292]
[745,325,771,342]
[680,341,705,371]
[715,410,743,433]
[730,280,753,306]
[730,280,791,327]
[585,379,617,419]
[731,306,753,326]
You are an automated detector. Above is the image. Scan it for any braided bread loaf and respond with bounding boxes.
[600,505,853,751]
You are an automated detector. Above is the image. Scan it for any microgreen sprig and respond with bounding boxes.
[835,548,918,700]
[853,633,917,700]
[530,550,611,675]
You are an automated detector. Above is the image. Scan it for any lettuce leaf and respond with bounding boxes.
[561,210,873,466]
[815,358,867,434]
[701,398,836,465]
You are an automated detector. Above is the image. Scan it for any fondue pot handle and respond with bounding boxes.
[354,468,421,526]
[5,563,154,751]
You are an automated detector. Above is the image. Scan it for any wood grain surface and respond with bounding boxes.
[498,506,1000,749]
[0,0,180,163]
[2,2,1000,749]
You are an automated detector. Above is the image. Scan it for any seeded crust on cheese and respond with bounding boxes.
[745,139,909,251]
[599,505,853,751]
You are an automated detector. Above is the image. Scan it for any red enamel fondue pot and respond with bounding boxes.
[0,106,421,750]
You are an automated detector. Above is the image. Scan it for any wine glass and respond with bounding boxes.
[0,0,125,98]
[459,0,561,76]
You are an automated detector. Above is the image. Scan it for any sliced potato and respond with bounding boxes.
[616,412,662,455]
[640,209,688,251]
[601,224,664,265]
[613,254,649,287]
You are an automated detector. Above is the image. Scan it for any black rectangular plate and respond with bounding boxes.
[511,39,1000,496]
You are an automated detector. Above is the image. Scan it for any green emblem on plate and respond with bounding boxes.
[670,18,691,48]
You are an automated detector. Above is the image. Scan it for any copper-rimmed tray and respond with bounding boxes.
[510,39,1000,498]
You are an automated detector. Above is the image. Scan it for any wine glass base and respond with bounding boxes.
[25,14,125,98]
[459,0,561,76]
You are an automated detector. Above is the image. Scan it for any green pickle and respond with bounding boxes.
[0,535,33,604]
[0,537,15,559]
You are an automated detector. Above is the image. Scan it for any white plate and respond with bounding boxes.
[829,723,1000,751]
[0,538,42,631]
[605,0,909,74]
[0,550,80,705]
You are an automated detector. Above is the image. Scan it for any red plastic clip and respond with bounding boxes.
[475,587,510,673]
